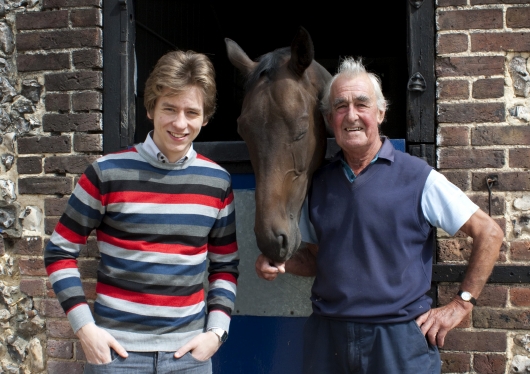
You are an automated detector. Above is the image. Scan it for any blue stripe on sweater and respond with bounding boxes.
[69,194,104,221]
[53,276,83,293]
[106,212,216,227]
[101,253,207,276]
[94,302,205,327]
[207,288,236,303]
[98,159,230,181]
[212,210,236,229]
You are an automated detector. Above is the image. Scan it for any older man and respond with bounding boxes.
[256,58,503,373]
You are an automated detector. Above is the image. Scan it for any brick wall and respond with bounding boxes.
[437,0,530,373]
[0,0,103,372]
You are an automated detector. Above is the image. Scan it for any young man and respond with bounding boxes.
[44,50,239,373]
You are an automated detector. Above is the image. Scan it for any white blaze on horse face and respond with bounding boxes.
[328,74,385,159]
[148,86,207,163]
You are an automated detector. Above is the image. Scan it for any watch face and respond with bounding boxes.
[460,291,472,301]
[220,331,228,343]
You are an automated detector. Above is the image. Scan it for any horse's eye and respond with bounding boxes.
[294,130,307,142]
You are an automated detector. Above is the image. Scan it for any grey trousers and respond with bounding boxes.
[83,350,212,374]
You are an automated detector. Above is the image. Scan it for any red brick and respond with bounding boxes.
[45,197,69,216]
[438,103,505,123]
[441,352,470,373]
[471,32,530,52]
[438,80,469,100]
[43,298,65,318]
[45,93,70,112]
[438,126,469,146]
[5,236,42,256]
[440,171,469,191]
[17,53,70,72]
[511,241,530,261]
[507,7,530,28]
[511,287,530,307]
[45,71,102,91]
[19,258,47,276]
[78,258,99,279]
[473,354,506,374]
[74,133,102,152]
[438,148,505,169]
[43,113,101,132]
[443,330,506,351]
[43,0,100,8]
[20,278,45,297]
[71,8,101,27]
[16,10,68,30]
[17,156,42,174]
[436,56,505,77]
[82,281,97,300]
[16,29,101,51]
[75,341,86,361]
[47,319,76,339]
[79,237,100,258]
[45,155,98,174]
[19,177,72,195]
[473,308,530,329]
[46,361,84,374]
[437,238,473,262]
[510,148,530,168]
[72,91,102,111]
[438,0,467,5]
[476,285,508,307]
[72,49,102,69]
[17,136,71,154]
[472,78,504,99]
[46,280,56,298]
[45,217,60,235]
[468,194,505,216]
[473,126,530,146]
[472,172,530,191]
[47,340,73,359]
[438,34,468,54]
[438,9,503,30]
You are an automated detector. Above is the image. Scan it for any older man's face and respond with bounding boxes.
[327,74,385,155]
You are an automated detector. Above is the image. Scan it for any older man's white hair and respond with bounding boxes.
[320,57,388,116]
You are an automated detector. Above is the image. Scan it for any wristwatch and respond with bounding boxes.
[207,327,228,344]
[457,290,477,306]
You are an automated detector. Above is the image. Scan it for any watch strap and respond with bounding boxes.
[457,290,477,306]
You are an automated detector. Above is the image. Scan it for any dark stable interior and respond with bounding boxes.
[133,1,408,143]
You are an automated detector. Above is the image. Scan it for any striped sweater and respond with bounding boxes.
[44,143,239,351]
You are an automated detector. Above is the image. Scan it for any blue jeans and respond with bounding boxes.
[303,314,441,374]
[83,350,212,374]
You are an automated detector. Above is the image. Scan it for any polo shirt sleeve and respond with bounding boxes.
[299,197,318,244]
[421,170,479,236]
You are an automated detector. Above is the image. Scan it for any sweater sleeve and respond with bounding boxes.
[205,182,239,333]
[44,163,106,333]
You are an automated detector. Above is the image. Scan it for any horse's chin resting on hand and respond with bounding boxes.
[255,254,285,281]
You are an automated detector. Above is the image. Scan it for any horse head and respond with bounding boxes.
[225,27,331,263]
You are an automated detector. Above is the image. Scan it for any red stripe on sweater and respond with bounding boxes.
[78,173,102,201]
[97,231,208,255]
[96,283,205,307]
[55,222,87,244]
[46,259,78,276]
[106,191,220,207]
[208,273,238,285]
[208,242,238,255]
[65,303,88,315]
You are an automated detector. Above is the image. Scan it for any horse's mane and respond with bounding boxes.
[245,47,291,91]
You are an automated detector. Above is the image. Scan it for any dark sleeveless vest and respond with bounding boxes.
[309,140,433,323]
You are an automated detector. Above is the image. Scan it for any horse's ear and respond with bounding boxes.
[289,27,314,78]
[225,38,257,77]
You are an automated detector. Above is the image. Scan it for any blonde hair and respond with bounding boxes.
[144,50,216,120]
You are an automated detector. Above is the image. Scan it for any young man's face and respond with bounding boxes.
[148,86,207,163]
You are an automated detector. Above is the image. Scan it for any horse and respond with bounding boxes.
[225,27,331,263]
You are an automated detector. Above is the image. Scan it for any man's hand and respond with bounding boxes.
[174,332,221,361]
[255,254,286,281]
[76,323,128,364]
[415,298,473,347]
